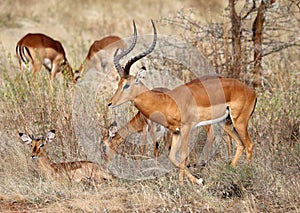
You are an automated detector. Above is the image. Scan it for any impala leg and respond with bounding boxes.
[223,124,244,166]
[169,133,185,183]
[32,61,42,77]
[140,125,147,157]
[234,123,254,163]
[225,133,232,161]
[149,125,159,158]
[200,125,215,166]
[168,127,201,185]
[180,127,190,183]
[164,131,172,152]
[184,138,197,167]
[181,126,203,184]
[231,98,256,164]
[183,129,196,167]
[50,62,59,81]
[169,133,180,166]
[179,138,186,183]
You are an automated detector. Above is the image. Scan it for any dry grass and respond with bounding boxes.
[0,0,299,212]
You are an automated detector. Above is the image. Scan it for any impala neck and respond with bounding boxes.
[35,150,57,177]
[60,60,75,82]
[108,112,147,151]
[131,81,149,99]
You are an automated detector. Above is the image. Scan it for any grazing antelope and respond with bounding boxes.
[104,20,257,185]
[19,130,113,183]
[102,88,173,160]
[103,115,232,167]
[75,36,126,81]
[16,33,75,82]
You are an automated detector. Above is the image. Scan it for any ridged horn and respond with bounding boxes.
[123,19,157,76]
[113,20,137,77]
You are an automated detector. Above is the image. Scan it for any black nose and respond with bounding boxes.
[108,103,112,107]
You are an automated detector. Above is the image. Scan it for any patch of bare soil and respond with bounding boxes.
[0,198,41,212]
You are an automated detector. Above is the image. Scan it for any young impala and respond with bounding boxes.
[104,20,257,185]
[75,35,126,81]
[19,130,114,183]
[102,87,173,160]
[16,33,75,82]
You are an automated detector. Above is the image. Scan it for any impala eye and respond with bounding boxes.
[123,84,130,90]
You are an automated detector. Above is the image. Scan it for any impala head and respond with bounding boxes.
[108,20,157,108]
[58,59,76,82]
[19,130,56,159]
[100,122,118,161]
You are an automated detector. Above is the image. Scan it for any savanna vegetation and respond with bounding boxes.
[0,0,299,212]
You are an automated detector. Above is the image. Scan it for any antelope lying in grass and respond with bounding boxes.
[19,130,114,184]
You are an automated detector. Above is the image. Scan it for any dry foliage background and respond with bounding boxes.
[0,0,299,212]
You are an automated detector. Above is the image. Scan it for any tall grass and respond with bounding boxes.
[0,49,299,212]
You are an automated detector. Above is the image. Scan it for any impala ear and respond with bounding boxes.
[19,133,32,145]
[135,66,146,84]
[45,130,56,144]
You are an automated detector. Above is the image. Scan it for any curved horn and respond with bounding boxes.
[114,20,137,77]
[123,19,157,77]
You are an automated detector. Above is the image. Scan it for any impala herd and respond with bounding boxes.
[16,20,257,185]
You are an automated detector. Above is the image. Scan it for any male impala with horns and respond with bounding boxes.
[102,20,257,185]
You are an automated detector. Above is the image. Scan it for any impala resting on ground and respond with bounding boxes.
[75,35,126,81]
[19,130,114,183]
[16,33,75,82]
[103,20,257,185]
